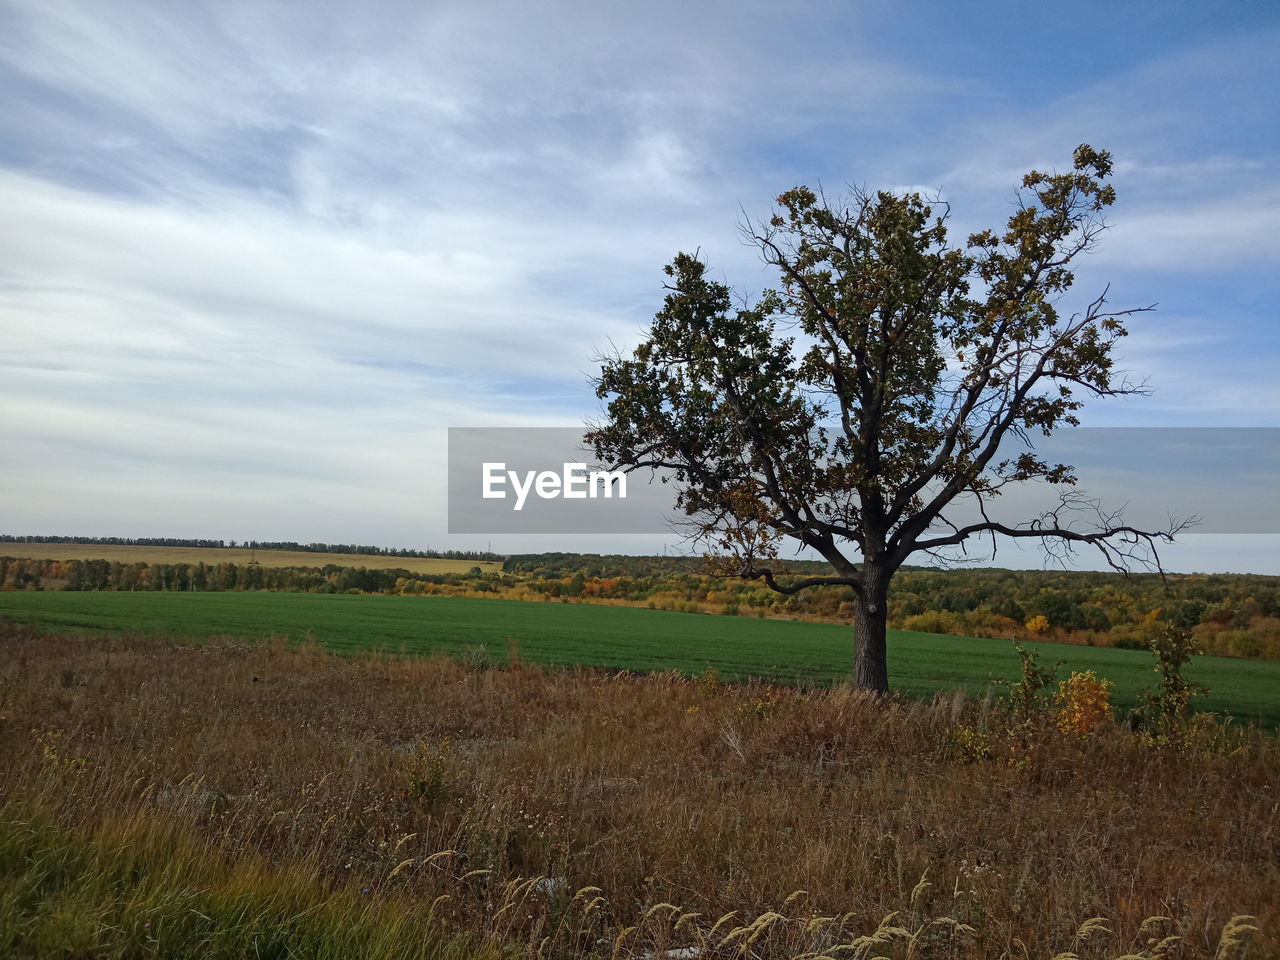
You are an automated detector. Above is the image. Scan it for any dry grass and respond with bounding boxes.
[6,541,502,575]
[0,622,1275,958]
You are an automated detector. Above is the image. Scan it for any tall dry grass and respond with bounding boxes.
[0,621,1274,958]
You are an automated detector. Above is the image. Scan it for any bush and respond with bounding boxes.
[1135,625,1210,735]
[996,641,1062,728]
[1053,670,1113,737]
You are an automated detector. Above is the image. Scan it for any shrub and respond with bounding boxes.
[1053,670,1113,737]
[1135,625,1210,736]
[940,724,995,763]
[995,641,1062,728]
[1025,614,1051,636]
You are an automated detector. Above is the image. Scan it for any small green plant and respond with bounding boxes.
[995,642,1063,728]
[697,667,720,697]
[406,739,455,810]
[461,644,493,670]
[940,724,995,763]
[1135,625,1209,736]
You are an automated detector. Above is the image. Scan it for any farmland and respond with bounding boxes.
[4,540,502,576]
[2,590,1278,724]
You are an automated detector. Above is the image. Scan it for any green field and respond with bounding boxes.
[2,591,1277,725]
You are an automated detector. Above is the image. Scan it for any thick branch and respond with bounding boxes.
[739,565,861,596]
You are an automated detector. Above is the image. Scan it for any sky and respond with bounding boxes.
[2,0,1278,572]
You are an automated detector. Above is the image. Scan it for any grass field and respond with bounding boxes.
[2,541,503,575]
[2,590,1277,724]
[2,625,1276,957]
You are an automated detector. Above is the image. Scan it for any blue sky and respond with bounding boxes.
[2,0,1278,571]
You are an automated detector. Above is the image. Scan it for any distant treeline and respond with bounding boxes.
[0,535,502,562]
[502,552,837,577]
[0,557,489,595]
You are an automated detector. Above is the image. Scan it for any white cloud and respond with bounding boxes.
[1100,188,1280,271]
[1,0,1277,567]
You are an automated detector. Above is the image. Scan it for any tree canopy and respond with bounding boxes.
[589,145,1186,692]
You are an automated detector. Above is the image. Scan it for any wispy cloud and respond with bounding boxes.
[1,0,1277,563]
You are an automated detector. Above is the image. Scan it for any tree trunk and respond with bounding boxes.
[852,570,889,694]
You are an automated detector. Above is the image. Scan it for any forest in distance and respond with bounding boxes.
[2,547,1278,662]
[0,534,501,562]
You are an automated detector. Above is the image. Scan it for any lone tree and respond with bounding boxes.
[589,145,1185,694]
